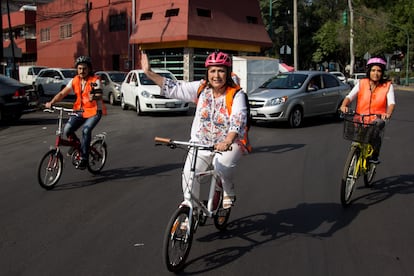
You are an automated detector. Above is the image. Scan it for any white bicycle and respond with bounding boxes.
[154,137,232,272]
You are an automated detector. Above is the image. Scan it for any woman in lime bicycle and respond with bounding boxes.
[141,51,248,209]
[45,56,106,169]
[340,56,396,163]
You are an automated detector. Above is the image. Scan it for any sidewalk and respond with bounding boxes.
[394,84,414,92]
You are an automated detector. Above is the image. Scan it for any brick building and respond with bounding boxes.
[36,0,131,71]
[131,0,272,80]
[3,0,271,81]
[2,6,38,76]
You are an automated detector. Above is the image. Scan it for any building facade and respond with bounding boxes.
[3,0,272,80]
[130,0,272,80]
[36,0,131,71]
[2,7,38,76]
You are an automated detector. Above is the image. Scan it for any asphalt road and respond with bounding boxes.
[1,90,413,276]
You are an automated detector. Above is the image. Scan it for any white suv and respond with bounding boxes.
[120,69,189,115]
[347,73,366,87]
[34,68,77,96]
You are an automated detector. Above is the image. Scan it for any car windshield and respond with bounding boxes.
[139,72,174,85]
[109,72,126,82]
[260,73,307,89]
[61,70,77,78]
[33,67,45,74]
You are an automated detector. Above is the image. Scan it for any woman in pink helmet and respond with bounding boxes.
[340,56,396,163]
[141,51,248,208]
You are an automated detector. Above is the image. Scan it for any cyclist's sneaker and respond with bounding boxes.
[223,195,236,209]
[76,159,87,170]
[180,217,189,231]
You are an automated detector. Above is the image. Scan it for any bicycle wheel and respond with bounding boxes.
[340,146,360,207]
[364,162,377,187]
[87,139,107,174]
[213,196,231,231]
[37,149,63,190]
[162,206,193,272]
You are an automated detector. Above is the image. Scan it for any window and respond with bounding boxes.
[140,12,153,21]
[109,13,126,32]
[165,8,179,17]
[323,74,340,88]
[197,8,211,18]
[40,28,50,42]
[59,24,72,39]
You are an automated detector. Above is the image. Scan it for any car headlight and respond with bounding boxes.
[114,84,121,91]
[267,96,288,106]
[141,90,154,98]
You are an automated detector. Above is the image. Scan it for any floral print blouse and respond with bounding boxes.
[162,78,247,146]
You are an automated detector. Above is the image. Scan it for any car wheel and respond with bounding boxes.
[289,106,303,128]
[109,93,116,105]
[136,97,143,116]
[121,95,128,110]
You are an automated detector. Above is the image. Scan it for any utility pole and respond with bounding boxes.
[293,0,298,70]
[0,0,3,74]
[85,0,91,57]
[348,0,355,76]
[6,0,17,79]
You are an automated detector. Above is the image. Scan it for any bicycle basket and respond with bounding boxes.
[343,114,379,143]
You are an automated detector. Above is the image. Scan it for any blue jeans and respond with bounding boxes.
[63,111,102,160]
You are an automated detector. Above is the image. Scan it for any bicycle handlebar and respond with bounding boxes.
[154,136,215,151]
[43,105,76,115]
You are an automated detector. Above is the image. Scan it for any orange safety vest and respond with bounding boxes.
[356,78,390,121]
[197,80,252,152]
[72,75,107,118]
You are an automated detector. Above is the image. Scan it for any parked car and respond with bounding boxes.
[34,68,77,96]
[18,65,47,85]
[347,72,366,87]
[0,74,39,123]
[248,71,351,127]
[329,71,347,83]
[120,69,189,115]
[95,71,126,105]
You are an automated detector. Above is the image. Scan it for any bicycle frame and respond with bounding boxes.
[46,106,80,150]
[351,141,374,177]
[165,139,221,235]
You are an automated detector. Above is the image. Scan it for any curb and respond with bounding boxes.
[394,85,414,92]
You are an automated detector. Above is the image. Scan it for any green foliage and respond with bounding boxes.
[258,0,413,71]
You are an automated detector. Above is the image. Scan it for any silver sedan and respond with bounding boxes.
[248,71,351,127]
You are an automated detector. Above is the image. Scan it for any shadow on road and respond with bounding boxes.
[251,143,305,154]
[50,163,182,190]
[181,174,414,274]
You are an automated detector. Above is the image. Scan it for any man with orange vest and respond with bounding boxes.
[340,56,396,163]
[46,56,106,169]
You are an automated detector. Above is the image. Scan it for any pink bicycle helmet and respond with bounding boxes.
[367,57,386,66]
[205,52,232,67]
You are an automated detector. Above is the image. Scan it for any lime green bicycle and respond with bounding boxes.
[340,112,384,207]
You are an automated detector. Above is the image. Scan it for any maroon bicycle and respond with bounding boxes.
[37,106,107,190]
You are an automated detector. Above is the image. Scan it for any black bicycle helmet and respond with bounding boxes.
[75,56,92,69]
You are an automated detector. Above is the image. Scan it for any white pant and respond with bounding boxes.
[181,143,243,200]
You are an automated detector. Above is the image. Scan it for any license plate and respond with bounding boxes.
[165,102,175,108]
[250,110,257,116]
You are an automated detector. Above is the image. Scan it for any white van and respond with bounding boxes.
[18,65,47,85]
